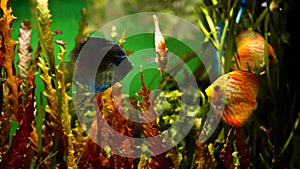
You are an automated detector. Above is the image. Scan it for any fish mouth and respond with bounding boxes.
[206,95,212,102]
[204,86,213,101]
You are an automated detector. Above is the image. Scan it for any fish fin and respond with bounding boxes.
[157,39,167,50]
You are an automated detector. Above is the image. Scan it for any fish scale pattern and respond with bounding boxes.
[206,70,260,128]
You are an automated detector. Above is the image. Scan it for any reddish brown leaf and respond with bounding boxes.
[0,0,23,124]
[136,66,171,168]
[195,119,215,169]
[234,128,250,169]
[0,73,36,168]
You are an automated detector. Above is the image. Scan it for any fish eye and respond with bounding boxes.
[214,85,220,92]
[268,55,273,60]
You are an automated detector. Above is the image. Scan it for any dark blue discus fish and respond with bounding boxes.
[65,37,133,93]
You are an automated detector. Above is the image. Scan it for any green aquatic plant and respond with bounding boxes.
[55,41,77,168]
[36,0,66,167]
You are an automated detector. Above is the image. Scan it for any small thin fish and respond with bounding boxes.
[54,39,66,46]
[53,29,63,35]
[153,14,168,76]
[205,70,260,128]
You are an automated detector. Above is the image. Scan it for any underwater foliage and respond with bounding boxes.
[0,0,299,168]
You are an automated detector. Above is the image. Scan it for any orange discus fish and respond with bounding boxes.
[153,14,168,76]
[232,30,278,74]
[205,70,260,128]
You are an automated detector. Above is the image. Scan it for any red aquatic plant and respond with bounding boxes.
[221,129,234,169]
[93,86,135,168]
[234,128,250,169]
[0,20,38,166]
[0,75,36,168]
[0,1,38,167]
[136,66,171,169]
[80,136,109,169]
[77,84,137,168]
[0,0,22,124]
[194,119,215,169]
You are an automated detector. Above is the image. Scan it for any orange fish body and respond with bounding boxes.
[232,30,278,74]
[205,70,260,128]
[153,14,168,76]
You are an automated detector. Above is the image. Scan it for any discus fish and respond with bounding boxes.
[153,14,168,76]
[205,70,260,128]
[232,30,278,74]
[65,37,133,93]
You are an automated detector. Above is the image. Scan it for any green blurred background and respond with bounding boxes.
[11,0,205,97]
[12,0,88,100]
